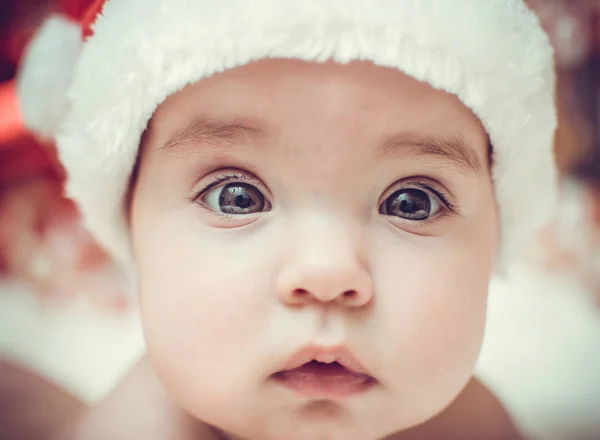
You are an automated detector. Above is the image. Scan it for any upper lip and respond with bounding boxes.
[278,345,371,376]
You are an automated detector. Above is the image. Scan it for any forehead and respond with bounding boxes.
[146,59,487,166]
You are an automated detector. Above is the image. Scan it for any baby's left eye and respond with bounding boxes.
[379,188,442,221]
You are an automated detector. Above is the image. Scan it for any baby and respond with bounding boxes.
[20,0,558,439]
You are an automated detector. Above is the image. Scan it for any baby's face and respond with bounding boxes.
[131,59,497,440]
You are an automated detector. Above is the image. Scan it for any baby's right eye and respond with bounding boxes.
[200,181,271,215]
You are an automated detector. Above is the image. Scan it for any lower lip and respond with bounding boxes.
[272,361,375,399]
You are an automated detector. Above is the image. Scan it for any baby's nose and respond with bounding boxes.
[274,218,373,308]
[276,259,374,307]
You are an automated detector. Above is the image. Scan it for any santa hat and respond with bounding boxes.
[14,0,558,273]
[11,0,101,141]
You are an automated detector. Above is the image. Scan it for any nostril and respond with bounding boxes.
[343,290,357,298]
[294,288,309,296]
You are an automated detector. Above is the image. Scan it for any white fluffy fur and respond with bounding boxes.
[56,0,557,272]
[17,15,82,141]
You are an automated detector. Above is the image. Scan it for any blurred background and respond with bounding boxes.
[0,0,598,439]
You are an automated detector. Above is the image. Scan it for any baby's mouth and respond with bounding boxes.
[272,360,376,399]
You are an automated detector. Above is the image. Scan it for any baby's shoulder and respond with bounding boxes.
[392,378,524,440]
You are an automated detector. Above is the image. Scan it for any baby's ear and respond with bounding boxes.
[16,14,83,142]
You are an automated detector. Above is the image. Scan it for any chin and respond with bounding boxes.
[216,404,404,440]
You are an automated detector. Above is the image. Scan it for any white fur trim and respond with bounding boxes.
[17,15,82,141]
[57,0,557,272]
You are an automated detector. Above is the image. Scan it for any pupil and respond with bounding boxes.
[235,193,251,208]
[218,183,264,214]
[399,199,415,213]
[386,188,431,220]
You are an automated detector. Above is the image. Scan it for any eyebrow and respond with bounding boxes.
[159,118,267,153]
[159,118,487,174]
[382,134,486,174]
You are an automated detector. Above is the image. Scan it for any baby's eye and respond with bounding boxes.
[379,188,442,221]
[202,182,270,215]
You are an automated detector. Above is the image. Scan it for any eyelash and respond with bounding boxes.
[394,180,457,213]
[193,173,252,200]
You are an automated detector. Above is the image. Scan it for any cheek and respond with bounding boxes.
[131,206,275,406]
[375,251,490,363]
[371,211,496,398]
